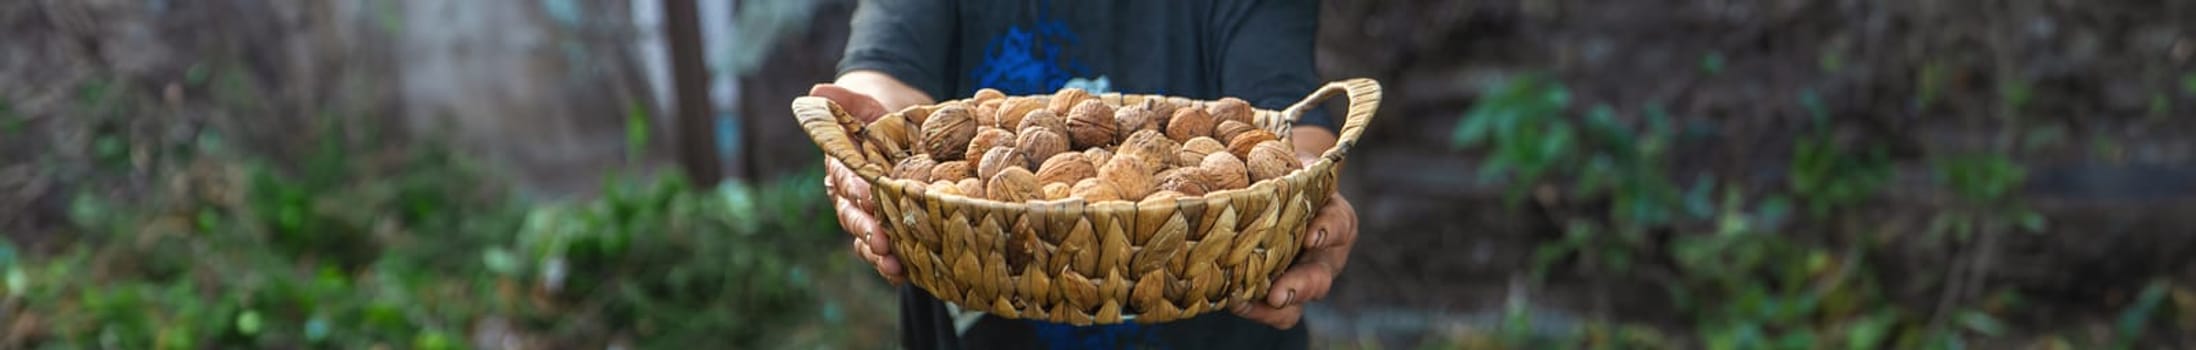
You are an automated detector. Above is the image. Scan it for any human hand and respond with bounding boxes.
[813,83,904,285]
[1231,190,1358,329]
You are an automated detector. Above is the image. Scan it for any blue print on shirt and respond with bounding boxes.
[970,1,1090,95]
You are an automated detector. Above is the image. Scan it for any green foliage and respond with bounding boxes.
[8,116,847,348]
[1452,73,1578,204]
[1449,74,2119,348]
[1788,130,1891,218]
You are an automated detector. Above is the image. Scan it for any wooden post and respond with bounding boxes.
[663,0,722,186]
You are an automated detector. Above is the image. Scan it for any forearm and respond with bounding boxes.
[1290,126,1337,164]
[835,70,937,111]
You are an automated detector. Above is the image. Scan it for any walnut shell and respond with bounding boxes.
[1213,120,1259,143]
[900,105,934,125]
[1015,127,1071,163]
[1117,130,1179,171]
[965,127,1015,161]
[1049,87,1093,114]
[1142,99,1180,127]
[987,167,1043,202]
[1083,148,1114,169]
[1165,108,1218,142]
[1113,103,1163,143]
[973,88,1007,103]
[1099,154,1156,199]
[1017,109,1067,134]
[1246,140,1302,181]
[1200,152,1251,190]
[958,178,986,198]
[977,147,1029,181]
[994,97,1045,129]
[862,113,916,159]
[1178,137,1226,167]
[975,100,1000,126]
[1156,168,1214,196]
[922,106,978,161]
[1071,178,1121,202]
[1043,182,1073,200]
[1066,100,1118,149]
[1206,97,1255,126]
[893,154,937,182]
[931,160,975,182]
[1227,129,1281,160]
[1035,152,1098,185]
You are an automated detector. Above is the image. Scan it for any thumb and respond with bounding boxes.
[810,84,889,123]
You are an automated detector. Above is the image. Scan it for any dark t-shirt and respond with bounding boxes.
[838,0,1325,349]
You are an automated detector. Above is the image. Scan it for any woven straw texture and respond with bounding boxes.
[794,78,1381,325]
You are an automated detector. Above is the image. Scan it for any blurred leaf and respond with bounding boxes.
[236,310,263,336]
[2114,280,2170,349]
[1958,310,2008,336]
[1701,52,1726,75]
[2016,210,2047,233]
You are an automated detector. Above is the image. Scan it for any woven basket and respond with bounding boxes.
[793,78,1381,325]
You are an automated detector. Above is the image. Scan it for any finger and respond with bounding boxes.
[808,84,887,122]
[1302,194,1358,250]
[864,219,893,257]
[856,237,902,276]
[1267,255,1339,307]
[836,198,871,239]
[1231,301,1304,329]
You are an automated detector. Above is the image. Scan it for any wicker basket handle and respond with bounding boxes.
[792,96,889,181]
[1281,78,1383,162]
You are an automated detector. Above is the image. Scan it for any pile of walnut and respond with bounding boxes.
[865,87,1302,203]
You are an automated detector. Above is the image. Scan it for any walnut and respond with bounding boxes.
[1017,109,1067,134]
[994,97,1045,129]
[1227,129,1280,160]
[893,154,937,182]
[1035,152,1097,185]
[1043,182,1072,200]
[1083,148,1114,169]
[1099,154,1156,199]
[1066,100,1119,149]
[1070,178,1121,202]
[1213,120,1259,143]
[1178,137,1225,167]
[1049,87,1093,115]
[965,127,1015,161]
[976,100,1000,126]
[1164,107,1217,142]
[1206,97,1255,126]
[1112,103,1163,143]
[1142,98,1180,127]
[931,160,974,182]
[1117,130,1179,171]
[862,113,916,160]
[958,178,986,199]
[1246,140,1302,181]
[900,105,934,125]
[977,146,1029,181]
[921,105,978,161]
[1015,127,1071,163]
[987,167,1042,202]
[973,88,1007,104]
[1199,152,1251,190]
[1156,168,1214,196]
